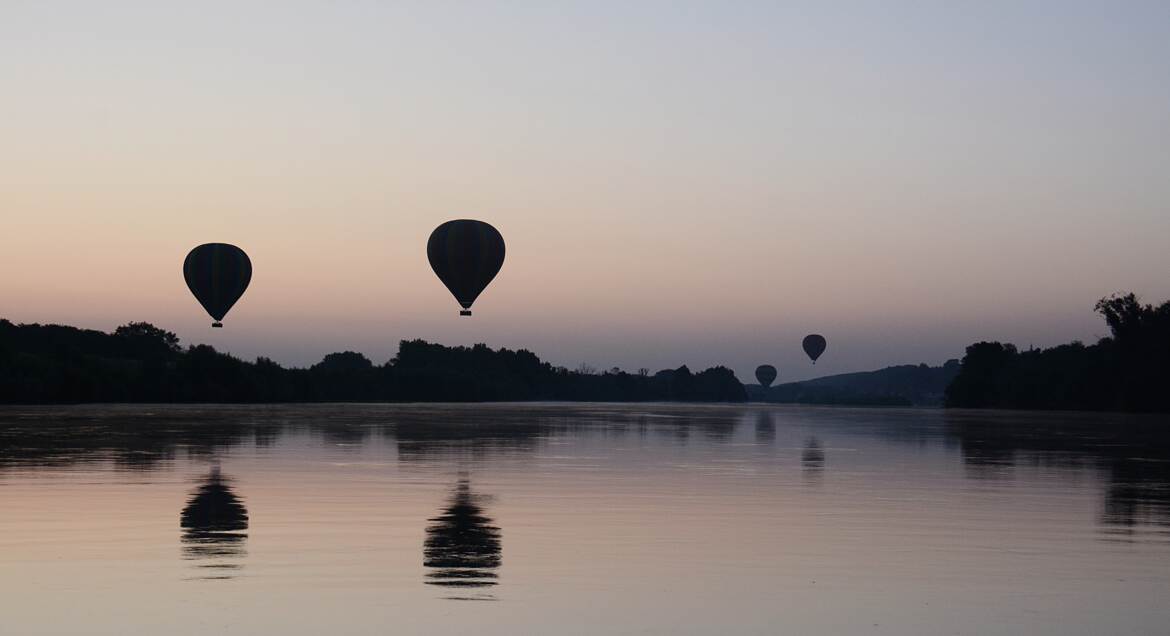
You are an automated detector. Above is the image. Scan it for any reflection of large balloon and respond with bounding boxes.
[183,243,252,328]
[802,334,827,363]
[424,477,501,589]
[180,467,248,534]
[427,220,505,316]
[180,467,248,578]
[755,364,777,388]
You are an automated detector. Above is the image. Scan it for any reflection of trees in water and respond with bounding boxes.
[0,406,760,474]
[180,467,248,579]
[0,411,266,472]
[1100,460,1170,531]
[319,422,371,449]
[423,477,501,593]
[7,405,1167,540]
[754,411,776,444]
[802,437,825,472]
[698,414,738,441]
[946,413,1170,533]
[390,417,545,463]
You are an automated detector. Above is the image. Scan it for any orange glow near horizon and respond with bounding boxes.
[2,2,1168,380]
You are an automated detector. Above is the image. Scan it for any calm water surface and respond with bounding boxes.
[2,404,1168,635]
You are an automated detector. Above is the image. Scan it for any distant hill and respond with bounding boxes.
[746,361,961,406]
[0,319,745,404]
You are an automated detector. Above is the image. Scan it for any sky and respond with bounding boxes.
[2,1,1169,382]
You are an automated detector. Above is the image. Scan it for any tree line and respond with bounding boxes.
[0,320,746,404]
[946,293,1170,412]
[5,291,1164,410]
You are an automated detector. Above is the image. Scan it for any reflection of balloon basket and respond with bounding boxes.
[212,322,223,328]
[459,310,472,316]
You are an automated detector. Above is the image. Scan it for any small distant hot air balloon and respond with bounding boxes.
[427,220,505,316]
[755,364,777,388]
[802,334,827,364]
[183,243,252,328]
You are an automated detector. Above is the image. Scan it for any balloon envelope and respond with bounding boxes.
[755,364,777,388]
[802,334,827,363]
[427,220,505,316]
[183,243,252,327]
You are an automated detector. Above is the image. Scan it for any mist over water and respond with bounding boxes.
[1,404,1168,635]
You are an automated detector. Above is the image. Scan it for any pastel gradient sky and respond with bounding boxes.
[3,1,1169,381]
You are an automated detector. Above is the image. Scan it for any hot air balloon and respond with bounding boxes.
[802,334,827,364]
[427,220,505,316]
[755,364,777,388]
[183,243,252,328]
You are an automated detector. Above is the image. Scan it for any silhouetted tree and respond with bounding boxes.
[115,322,181,353]
[0,320,748,404]
[946,293,1170,412]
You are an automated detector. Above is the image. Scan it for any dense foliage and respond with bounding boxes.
[0,320,745,404]
[946,294,1170,412]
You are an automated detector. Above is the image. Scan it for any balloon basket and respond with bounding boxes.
[212,322,223,328]
[459,310,472,316]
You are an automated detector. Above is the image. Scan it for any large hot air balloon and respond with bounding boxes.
[755,364,777,388]
[183,243,252,328]
[802,334,827,364]
[427,220,505,316]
